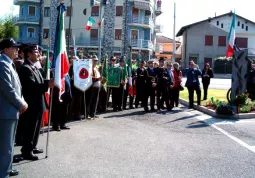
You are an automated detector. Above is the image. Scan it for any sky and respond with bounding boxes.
[1,0,254,41]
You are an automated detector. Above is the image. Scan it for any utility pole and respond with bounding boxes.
[67,0,73,56]
[38,0,44,46]
[98,2,103,63]
[172,1,176,63]
[122,0,128,56]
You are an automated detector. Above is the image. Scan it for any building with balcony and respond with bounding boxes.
[13,0,41,44]
[14,0,162,60]
[126,0,162,60]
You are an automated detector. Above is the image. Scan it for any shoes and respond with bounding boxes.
[151,108,156,112]
[60,125,70,130]
[188,106,193,109]
[118,108,123,111]
[13,155,23,163]
[22,153,39,161]
[113,108,118,112]
[144,107,149,112]
[9,169,19,177]
[33,148,44,154]
[52,126,61,132]
[129,106,134,109]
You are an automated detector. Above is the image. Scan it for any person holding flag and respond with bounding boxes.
[19,45,55,160]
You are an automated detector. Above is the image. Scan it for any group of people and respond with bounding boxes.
[0,37,215,178]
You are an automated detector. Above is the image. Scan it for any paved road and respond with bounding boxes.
[182,78,231,90]
[13,106,255,178]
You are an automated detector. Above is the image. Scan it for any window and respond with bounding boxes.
[242,24,244,29]
[216,21,219,26]
[204,58,212,67]
[189,57,198,64]
[115,29,122,40]
[218,36,226,46]
[91,6,99,16]
[235,37,248,48]
[205,35,213,46]
[116,6,123,16]
[27,28,35,38]
[221,23,223,28]
[90,29,98,38]
[43,29,49,39]
[28,6,36,16]
[44,7,50,17]
[246,26,248,31]
[238,21,240,26]
[131,30,138,40]
[66,6,72,16]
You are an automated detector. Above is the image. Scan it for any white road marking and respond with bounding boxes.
[186,111,255,153]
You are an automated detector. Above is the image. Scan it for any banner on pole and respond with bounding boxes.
[107,67,121,87]
[73,59,93,92]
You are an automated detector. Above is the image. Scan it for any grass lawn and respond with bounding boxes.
[179,88,228,105]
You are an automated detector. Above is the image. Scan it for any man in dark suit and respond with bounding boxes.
[51,74,72,131]
[0,38,28,177]
[19,45,54,160]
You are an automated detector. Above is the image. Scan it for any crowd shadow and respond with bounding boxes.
[165,113,201,124]
[186,121,209,128]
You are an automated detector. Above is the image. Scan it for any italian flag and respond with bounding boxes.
[127,51,133,96]
[52,3,69,100]
[86,17,96,31]
[42,49,51,127]
[226,12,236,57]
[98,15,104,27]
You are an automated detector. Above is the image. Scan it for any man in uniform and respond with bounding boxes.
[86,55,101,119]
[19,45,54,160]
[0,38,28,177]
[144,59,157,112]
[155,58,172,111]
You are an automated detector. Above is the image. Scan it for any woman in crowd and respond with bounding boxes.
[201,63,214,100]
[172,62,183,107]
[185,60,202,108]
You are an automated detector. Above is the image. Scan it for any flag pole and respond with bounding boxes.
[84,91,87,120]
[45,87,53,158]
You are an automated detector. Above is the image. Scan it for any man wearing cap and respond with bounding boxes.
[144,60,157,112]
[0,38,28,177]
[155,57,171,111]
[86,55,101,119]
[18,45,55,160]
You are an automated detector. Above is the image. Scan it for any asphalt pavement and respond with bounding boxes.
[13,106,255,178]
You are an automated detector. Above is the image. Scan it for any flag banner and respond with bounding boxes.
[107,67,121,87]
[226,12,236,57]
[101,55,108,90]
[86,17,96,31]
[52,3,69,101]
[73,59,93,92]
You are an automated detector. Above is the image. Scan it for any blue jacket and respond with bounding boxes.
[185,68,202,87]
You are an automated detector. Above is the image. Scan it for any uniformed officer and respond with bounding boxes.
[155,57,172,111]
[144,59,157,112]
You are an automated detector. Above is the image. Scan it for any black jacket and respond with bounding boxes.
[19,59,49,113]
[202,68,214,84]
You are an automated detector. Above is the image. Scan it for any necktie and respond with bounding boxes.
[12,63,16,71]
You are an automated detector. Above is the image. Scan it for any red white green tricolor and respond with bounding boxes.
[226,12,236,57]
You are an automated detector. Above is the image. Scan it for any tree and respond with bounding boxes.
[0,13,18,40]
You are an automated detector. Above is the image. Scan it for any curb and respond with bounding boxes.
[179,98,255,120]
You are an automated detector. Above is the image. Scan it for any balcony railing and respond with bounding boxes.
[129,16,154,27]
[14,0,40,5]
[18,37,39,44]
[64,37,103,47]
[13,16,40,24]
[131,39,153,50]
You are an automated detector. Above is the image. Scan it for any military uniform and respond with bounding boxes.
[144,66,157,111]
[136,67,148,110]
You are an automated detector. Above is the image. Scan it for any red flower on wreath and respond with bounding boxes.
[79,68,89,79]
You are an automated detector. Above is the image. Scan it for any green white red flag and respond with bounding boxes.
[52,3,69,101]
[86,17,96,31]
[226,12,236,57]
